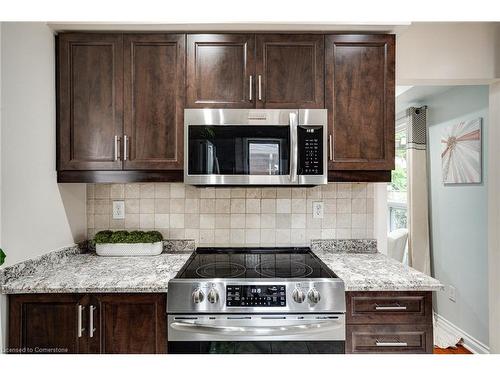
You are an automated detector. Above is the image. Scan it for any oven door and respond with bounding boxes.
[184,109,298,185]
[167,314,345,354]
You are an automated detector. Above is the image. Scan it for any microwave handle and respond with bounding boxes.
[289,112,298,183]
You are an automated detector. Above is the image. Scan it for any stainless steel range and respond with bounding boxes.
[167,247,346,354]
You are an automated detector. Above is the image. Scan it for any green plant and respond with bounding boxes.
[391,167,407,192]
[0,248,6,266]
[94,230,113,244]
[94,230,163,244]
[110,230,129,243]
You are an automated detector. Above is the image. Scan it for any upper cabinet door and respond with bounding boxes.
[326,34,395,171]
[58,34,123,170]
[256,34,324,109]
[123,34,185,170]
[186,34,255,108]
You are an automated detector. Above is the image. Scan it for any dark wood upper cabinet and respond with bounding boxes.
[57,33,123,171]
[186,34,255,108]
[256,34,324,109]
[9,294,89,354]
[326,34,395,171]
[56,32,395,183]
[123,34,185,170]
[186,34,324,109]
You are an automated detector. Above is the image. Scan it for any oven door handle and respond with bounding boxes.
[170,319,341,336]
[289,112,298,183]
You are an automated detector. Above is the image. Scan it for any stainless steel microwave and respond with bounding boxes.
[184,109,327,185]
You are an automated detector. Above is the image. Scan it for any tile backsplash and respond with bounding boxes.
[87,183,375,246]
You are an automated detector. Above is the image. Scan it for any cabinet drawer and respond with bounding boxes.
[346,324,433,354]
[346,291,432,325]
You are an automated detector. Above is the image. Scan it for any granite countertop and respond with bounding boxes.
[1,253,191,294]
[1,239,443,294]
[0,241,194,294]
[311,240,444,291]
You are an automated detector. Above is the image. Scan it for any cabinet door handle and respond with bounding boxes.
[89,305,96,338]
[249,75,253,101]
[258,75,262,101]
[77,305,85,338]
[114,136,121,161]
[329,134,333,161]
[375,340,408,347]
[123,135,128,161]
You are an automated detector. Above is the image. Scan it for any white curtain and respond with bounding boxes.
[406,108,462,348]
[406,107,431,275]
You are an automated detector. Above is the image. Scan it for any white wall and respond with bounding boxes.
[0,22,87,267]
[0,21,4,354]
[397,22,500,84]
[0,22,86,348]
[0,22,88,349]
[425,86,490,348]
[488,82,500,353]
[373,183,388,255]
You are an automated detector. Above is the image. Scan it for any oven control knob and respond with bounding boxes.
[207,288,219,304]
[308,288,321,304]
[292,288,306,303]
[192,288,205,304]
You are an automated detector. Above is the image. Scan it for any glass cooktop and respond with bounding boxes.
[176,247,337,279]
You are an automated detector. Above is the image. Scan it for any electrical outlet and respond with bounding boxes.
[112,200,125,219]
[312,201,324,219]
[449,285,457,302]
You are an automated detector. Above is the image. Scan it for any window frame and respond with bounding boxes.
[387,110,409,233]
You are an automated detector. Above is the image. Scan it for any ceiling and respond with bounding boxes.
[396,85,455,114]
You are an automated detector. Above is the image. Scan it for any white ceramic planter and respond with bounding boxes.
[96,242,163,257]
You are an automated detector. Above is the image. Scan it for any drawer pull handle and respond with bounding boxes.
[375,304,407,311]
[375,340,408,347]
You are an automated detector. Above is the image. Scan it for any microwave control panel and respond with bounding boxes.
[297,126,324,175]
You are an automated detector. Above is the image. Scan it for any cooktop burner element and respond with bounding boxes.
[195,262,246,278]
[176,247,336,279]
[254,260,314,278]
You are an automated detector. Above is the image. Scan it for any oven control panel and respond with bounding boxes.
[226,285,286,307]
[297,126,324,175]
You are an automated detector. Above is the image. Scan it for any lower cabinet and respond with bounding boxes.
[8,293,167,354]
[9,291,432,354]
[345,291,433,354]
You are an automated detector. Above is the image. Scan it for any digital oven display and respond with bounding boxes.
[226,285,286,307]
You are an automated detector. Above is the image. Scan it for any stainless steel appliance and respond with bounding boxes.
[184,109,327,185]
[167,247,345,354]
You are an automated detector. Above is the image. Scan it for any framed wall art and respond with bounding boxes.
[441,117,482,184]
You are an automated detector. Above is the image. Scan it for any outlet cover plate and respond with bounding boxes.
[312,201,324,219]
[112,200,125,219]
[449,285,456,302]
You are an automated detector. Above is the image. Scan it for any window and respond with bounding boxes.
[388,116,408,232]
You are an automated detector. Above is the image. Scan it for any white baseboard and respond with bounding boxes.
[434,312,490,354]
